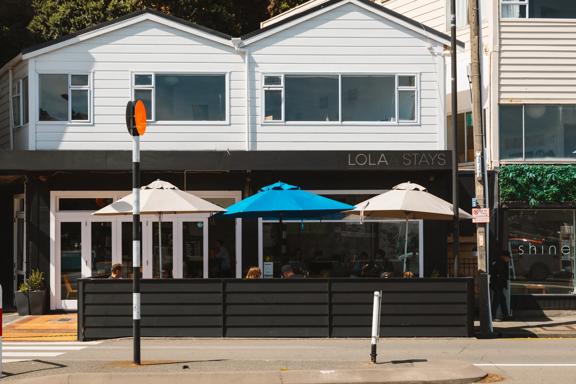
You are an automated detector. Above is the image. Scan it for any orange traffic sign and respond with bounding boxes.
[134,100,147,136]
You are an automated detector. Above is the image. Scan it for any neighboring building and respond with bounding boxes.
[0,0,459,311]
[380,0,576,306]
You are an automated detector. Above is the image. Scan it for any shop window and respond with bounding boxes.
[451,112,474,163]
[505,210,575,294]
[263,74,418,124]
[133,73,226,121]
[39,74,90,122]
[499,104,576,160]
[263,221,420,278]
[502,0,576,18]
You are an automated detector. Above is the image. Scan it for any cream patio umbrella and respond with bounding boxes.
[93,179,225,277]
[348,182,472,273]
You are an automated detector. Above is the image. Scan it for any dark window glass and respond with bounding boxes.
[134,89,152,120]
[39,74,68,121]
[153,222,173,278]
[155,74,226,121]
[264,76,282,86]
[135,74,152,86]
[530,0,576,18]
[71,89,89,121]
[60,222,81,300]
[505,210,575,295]
[183,222,204,278]
[264,90,282,121]
[71,74,88,86]
[285,75,339,121]
[91,222,112,278]
[499,105,523,159]
[399,90,416,121]
[525,105,561,159]
[561,105,576,158]
[22,77,28,124]
[263,221,419,278]
[59,198,112,211]
[341,76,395,122]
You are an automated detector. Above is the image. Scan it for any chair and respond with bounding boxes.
[62,273,78,299]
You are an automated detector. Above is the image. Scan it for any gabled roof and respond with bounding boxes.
[243,0,464,48]
[21,8,233,59]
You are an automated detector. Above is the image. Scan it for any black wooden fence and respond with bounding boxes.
[78,278,474,340]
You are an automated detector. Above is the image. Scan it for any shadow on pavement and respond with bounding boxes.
[2,360,67,378]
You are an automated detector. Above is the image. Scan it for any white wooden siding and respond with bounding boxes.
[34,20,245,151]
[500,20,576,103]
[249,4,446,150]
[379,0,447,33]
[0,71,9,149]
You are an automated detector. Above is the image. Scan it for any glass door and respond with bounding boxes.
[58,221,84,309]
[180,219,207,278]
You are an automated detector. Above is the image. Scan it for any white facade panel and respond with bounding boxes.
[500,20,576,104]
[249,3,446,151]
[379,0,447,32]
[33,20,245,151]
[0,71,9,149]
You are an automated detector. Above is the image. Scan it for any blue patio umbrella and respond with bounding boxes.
[223,181,353,219]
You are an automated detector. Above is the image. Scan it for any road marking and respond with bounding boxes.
[475,363,576,367]
[3,352,65,357]
[2,341,101,364]
[4,346,85,351]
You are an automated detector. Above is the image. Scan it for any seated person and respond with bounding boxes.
[109,263,122,279]
[281,264,304,279]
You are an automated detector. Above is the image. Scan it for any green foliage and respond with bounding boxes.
[18,269,45,293]
[0,0,35,65]
[499,164,576,206]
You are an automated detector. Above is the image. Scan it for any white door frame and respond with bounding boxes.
[13,194,26,305]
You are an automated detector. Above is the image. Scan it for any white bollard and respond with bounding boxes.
[370,290,382,363]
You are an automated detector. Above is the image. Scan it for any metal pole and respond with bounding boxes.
[403,218,409,273]
[469,0,490,338]
[370,290,382,363]
[132,135,142,365]
[450,0,460,277]
[158,213,162,278]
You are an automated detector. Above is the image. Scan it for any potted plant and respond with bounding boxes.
[15,269,47,315]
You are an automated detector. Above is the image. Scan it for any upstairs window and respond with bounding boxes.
[133,73,227,122]
[39,74,90,122]
[263,74,418,124]
[501,0,576,19]
[12,77,28,127]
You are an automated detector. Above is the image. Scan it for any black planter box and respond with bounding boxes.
[15,291,47,315]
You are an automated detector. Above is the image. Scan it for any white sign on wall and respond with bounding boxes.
[472,208,490,223]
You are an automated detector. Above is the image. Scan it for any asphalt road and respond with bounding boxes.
[2,337,576,383]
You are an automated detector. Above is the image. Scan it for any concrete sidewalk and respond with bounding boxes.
[4,360,486,384]
[477,315,576,338]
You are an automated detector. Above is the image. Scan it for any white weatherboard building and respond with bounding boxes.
[0,0,460,311]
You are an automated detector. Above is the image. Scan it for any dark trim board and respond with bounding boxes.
[0,150,452,172]
[78,278,474,340]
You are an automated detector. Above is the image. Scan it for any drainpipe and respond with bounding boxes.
[232,38,250,151]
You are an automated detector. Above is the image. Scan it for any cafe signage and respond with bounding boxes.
[344,151,450,170]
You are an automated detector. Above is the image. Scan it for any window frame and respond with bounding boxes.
[260,72,420,126]
[500,0,529,19]
[38,72,92,124]
[262,74,285,123]
[131,72,230,125]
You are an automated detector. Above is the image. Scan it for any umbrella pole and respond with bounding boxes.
[403,218,409,273]
[158,213,162,278]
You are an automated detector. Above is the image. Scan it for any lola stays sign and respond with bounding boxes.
[346,151,449,169]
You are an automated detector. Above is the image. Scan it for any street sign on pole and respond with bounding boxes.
[127,100,146,365]
[472,208,490,224]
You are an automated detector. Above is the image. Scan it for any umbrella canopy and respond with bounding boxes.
[349,182,472,220]
[223,181,353,219]
[93,179,225,216]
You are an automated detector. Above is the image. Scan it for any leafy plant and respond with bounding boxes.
[18,269,45,293]
[499,165,576,206]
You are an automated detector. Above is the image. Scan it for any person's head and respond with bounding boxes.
[245,266,262,279]
[403,271,415,279]
[281,264,294,278]
[381,271,393,279]
[111,263,122,278]
[501,250,511,261]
